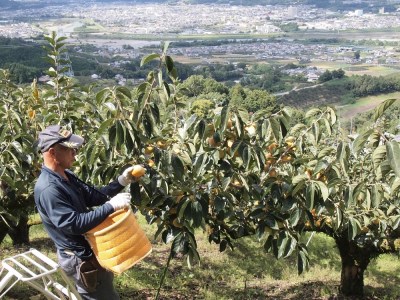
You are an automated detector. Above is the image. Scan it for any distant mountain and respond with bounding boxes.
[185,0,400,6]
[92,0,400,9]
[1,0,399,10]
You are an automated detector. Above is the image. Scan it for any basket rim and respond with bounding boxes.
[86,207,133,236]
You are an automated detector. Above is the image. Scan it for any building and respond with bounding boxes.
[288,6,298,18]
[354,9,363,17]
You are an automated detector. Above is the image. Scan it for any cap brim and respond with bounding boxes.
[59,134,84,149]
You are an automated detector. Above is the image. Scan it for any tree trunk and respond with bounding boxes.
[0,221,8,244]
[7,215,30,245]
[336,235,371,297]
[340,252,366,296]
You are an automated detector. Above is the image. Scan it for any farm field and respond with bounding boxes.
[286,29,400,41]
[1,215,400,300]
[312,62,400,77]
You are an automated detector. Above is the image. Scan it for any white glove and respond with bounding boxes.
[118,166,136,186]
[107,193,131,211]
[118,165,145,186]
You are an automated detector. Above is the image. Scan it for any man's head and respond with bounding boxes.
[38,125,84,172]
[37,125,84,153]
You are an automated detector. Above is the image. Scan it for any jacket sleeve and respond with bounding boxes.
[38,185,114,234]
[79,178,142,207]
[67,171,124,207]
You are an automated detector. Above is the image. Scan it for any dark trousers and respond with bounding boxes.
[57,250,120,300]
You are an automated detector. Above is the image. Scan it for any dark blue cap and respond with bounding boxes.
[37,125,84,153]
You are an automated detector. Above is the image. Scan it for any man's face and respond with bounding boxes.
[51,144,78,169]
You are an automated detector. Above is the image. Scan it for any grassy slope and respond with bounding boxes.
[1,216,400,299]
[337,91,400,120]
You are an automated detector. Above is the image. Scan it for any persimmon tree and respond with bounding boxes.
[0,69,37,244]
[97,49,399,297]
[88,43,400,296]
[0,32,98,244]
[1,32,400,298]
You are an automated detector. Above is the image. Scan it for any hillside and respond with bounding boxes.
[278,79,351,108]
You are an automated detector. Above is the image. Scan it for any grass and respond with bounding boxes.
[336,91,400,120]
[1,216,400,299]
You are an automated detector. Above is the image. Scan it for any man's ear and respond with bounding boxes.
[47,147,56,157]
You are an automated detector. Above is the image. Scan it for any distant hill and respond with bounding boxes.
[1,0,398,12]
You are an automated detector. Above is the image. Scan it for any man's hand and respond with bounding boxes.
[107,193,131,211]
[118,165,145,186]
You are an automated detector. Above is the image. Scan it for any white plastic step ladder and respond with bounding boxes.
[0,248,81,300]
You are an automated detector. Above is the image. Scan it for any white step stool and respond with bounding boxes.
[0,248,81,300]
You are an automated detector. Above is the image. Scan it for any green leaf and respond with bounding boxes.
[371,184,383,208]
[187,246,200,269]
[327,106,337,125]
[103,102,116,112]
[191,201,203,227]
[297,246,310,275]
[391,215,400,230]
[352,129,373,155]
[348,217,360,240]
[391,177,400,193]
[318,146,335,159]
[315,181,329,201]
[193,152,207,177]
[220,106,230,131]
[165,55,174,73]
[11,141,23,154]
[150,104,160,124]
[292,179,306,196]
[164,229,181,245]
[289,208,301,227]
[197,120,206,139]
[222,177,231,191]
[313,160,329,175]
[373,98,397,122]
[163,41,171,54]
[163,81,171,98]
[96,88,110,105]
[306,182,315,210]
[292,174,308,185]
[178,199,191,220]
[265,215,279,230]
[386,140,400,178]
[352,182,365,205]
[263,235,274,252]
[277,231,289,259]
[312,122,320,144]
[140,53,160,66]
[344,185,355,208]
[372,145,386,169]
[172,155,185,182]
[241,145,251,170]
[115,120,125,147]
[143,114,153,137]
[269,117,281,142]
[116,86,131,99]
[43,113,59,124]
[334,206,342,230]
[336,141,348,161]
[305,108,321,119]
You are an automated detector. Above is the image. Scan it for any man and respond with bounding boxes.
[34,124,140,300]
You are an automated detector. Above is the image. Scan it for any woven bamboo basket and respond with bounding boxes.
[85,208,152,274]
